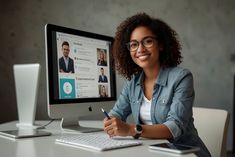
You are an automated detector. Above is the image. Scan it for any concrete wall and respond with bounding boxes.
[0,0,234,150]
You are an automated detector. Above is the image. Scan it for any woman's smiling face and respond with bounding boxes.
[129,26,162,70]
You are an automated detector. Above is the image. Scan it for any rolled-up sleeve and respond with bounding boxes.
[163,69,195,139]
[164,121,182,139]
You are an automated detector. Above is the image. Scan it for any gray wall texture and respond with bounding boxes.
[0,0,234,150]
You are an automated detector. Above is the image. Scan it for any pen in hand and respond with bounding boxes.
[101,108,111,120]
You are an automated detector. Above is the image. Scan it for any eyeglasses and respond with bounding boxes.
[126,36,157,52]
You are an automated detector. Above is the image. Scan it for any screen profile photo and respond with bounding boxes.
[99,85,108,97]
[59,41,75,73]
[97,48,107,66]
[98,67,108,83]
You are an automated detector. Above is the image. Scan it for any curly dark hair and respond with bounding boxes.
[112,13,182,80]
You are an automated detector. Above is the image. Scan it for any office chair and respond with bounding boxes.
[193,107,229,157]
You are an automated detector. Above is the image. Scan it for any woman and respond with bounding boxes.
[103,13,211,157]
[97,49,107,66]
[100,85,108,97]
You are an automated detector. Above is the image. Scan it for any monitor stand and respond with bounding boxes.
[13,64,43,130]
[60,117,103,133]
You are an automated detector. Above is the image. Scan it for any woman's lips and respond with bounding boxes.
[136,53,150,61]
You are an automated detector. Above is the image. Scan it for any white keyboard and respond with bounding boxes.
[55,132,142,151]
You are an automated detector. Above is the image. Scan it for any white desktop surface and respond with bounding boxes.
[0,120,197,157]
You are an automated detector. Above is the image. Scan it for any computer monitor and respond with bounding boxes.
[45,24,116,132]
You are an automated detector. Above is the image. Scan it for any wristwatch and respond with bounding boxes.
[133,124,143,139]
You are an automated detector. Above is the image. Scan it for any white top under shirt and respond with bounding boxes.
[139,96,153,125]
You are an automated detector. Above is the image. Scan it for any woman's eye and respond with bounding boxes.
[144,39,153,44]
[130,42,138,48]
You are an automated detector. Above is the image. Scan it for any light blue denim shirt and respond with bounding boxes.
[109,66,211,157]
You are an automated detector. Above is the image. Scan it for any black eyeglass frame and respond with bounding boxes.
[126,36,157,52]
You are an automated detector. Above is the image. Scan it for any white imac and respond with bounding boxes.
[45,24,116,132]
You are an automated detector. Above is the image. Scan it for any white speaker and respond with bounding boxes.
[13,63,41,129]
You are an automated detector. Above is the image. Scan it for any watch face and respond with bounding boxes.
[134,124,142,139]
[136,124,143,132]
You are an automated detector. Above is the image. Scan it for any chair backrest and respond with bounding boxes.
[193,107,229,157]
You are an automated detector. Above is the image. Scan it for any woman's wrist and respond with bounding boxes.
[128,124,136,136]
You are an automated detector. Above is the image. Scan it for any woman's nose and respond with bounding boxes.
[136,43,146,53]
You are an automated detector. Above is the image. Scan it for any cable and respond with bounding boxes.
[37,119,56,129]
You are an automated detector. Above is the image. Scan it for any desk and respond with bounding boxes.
[0,120,196,157]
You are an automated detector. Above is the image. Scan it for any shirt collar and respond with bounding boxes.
[136,67,169,87]
[156,67,170,86]
[63,56,69,60]
[136,71,144,86]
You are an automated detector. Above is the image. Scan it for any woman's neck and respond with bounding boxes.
[143,65,160,82]
[142,65,160,100]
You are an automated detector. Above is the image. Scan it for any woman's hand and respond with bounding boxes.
[103,117,134,137]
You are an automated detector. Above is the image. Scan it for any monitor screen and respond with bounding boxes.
[45,24,116,132]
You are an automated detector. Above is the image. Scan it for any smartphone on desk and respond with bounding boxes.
[149,142,200,154]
